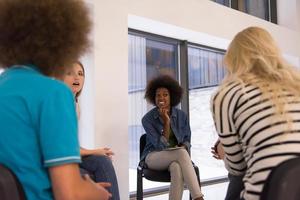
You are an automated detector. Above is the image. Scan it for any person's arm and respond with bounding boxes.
[80,147,114,159]
[179,111,192,151]
[211,139,225,160]
[142,110,169,150]
[159,107,171,140]
[162,121,171,140]
[49,163,111,200]
[39,84,111,199]
[210,82,246,176]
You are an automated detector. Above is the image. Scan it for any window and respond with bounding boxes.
[211,0,277,23]
[188,45,227,179]
[238,0,269,21]
[214,0,230,7]
[128,30,228,197]
[128,31,179,193]
[188,46,226,89]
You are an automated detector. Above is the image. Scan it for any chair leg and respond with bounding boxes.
[194,166,201,187]
[137,169,143,200]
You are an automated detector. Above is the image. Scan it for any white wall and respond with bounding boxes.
[78,54,95,148]
[91,1,129,199]
[298,0,300,31]
[277,0,300,32]
[128,0,300,57]
[283,54,300,69]
[83,0,300,199]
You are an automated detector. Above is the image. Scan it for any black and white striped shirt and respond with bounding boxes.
[211,79,300,200]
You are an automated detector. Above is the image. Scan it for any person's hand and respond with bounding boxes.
[84,174,112,199]
[211,140,219,159]
[158,107,170,124]
[216,142,225,159]
[97,182,111,189]
[93,148,114,160]
[211,140,225,160]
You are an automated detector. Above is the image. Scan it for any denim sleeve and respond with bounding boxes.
[142,115,169,150]
[181,113,191,151]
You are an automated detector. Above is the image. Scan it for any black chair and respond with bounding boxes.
[260,157,300,200]
[136,134,201,200]
[0,164,26,200]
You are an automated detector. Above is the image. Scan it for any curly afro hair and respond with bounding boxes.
[0,0,91,76]
[145,75,183,107]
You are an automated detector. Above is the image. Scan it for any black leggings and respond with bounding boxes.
[225,173,244,200]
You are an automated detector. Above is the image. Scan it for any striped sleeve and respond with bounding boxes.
[211,81,247,175]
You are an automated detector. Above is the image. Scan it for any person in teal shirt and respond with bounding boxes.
[0,0,110,200]
[0,65,81,199]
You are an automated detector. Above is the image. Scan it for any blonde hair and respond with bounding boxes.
[224,26,300,118]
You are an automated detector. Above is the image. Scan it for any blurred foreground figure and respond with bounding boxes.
[0,0,111,200]
[211,26,300,200]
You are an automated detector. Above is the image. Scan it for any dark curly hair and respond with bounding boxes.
[145,75,183,107]
[0,0,91,76]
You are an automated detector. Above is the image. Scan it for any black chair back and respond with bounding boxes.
[0,164,26,200]
[139,134,147,159]
[260,157,300,200]
[138,134,171,181]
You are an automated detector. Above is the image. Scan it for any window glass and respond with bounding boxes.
[128,32,229,194]
[214,0,230,6]
[188,45,228,179]
[243,0,269,21]
[211,0,272,22]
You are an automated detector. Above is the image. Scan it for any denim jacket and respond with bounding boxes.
[140,107,191,161]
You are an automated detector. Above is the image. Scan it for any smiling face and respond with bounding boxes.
[155,87,171,110]
[63,62,85,95]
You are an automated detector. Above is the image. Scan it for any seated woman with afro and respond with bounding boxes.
[141,75,204,200]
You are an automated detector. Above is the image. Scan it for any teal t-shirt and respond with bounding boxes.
[0,65,81,200]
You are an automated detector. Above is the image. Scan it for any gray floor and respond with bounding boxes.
[144,182,228,200]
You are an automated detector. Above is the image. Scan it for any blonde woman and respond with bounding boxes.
[211,27,300,200]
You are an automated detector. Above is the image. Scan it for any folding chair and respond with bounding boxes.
[260,157,300,200]
[0,164,26,200]
[136,133,201,200]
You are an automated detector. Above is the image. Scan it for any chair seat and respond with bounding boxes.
[137,134,200,200]
[260,157,300,200]
[143,168,171,182]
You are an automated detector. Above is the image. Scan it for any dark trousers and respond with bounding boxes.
[225,173,244,200]
[80,155,120,200]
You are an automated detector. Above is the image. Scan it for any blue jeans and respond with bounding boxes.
[80,155,120,200]
[225,173,244,200]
